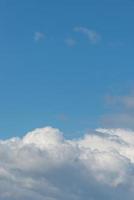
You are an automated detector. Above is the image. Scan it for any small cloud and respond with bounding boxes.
[56,114,69,122]
[74,26,101,44]
[34,31,46,42]
[102,94,134,129]
[106,95,134,109]
[101,113,134,129]
[65,38,76,47]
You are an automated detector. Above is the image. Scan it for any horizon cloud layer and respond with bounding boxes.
[0,126,134,199]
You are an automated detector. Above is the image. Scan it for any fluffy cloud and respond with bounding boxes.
[74,27,101,44]
[0,126,134,199]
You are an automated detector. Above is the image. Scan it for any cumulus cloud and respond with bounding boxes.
[74,27,101,44]
[1,126,134,199]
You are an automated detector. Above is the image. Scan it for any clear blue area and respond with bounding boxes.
[0,0,134,138]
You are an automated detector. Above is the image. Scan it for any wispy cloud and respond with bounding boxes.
[101,113,134,128]
[56,114,69,122]
[65,38,76,47]
[106,95,134,109]
[1,126,134,199]
[74,26,101,44]
[102,94,134,128]
[34,31,46,42]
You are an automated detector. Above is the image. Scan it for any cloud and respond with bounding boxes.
[55,114,69,122]
[0,126,134,199]
[106,95,134,109]
[65,38,76,47]
[101,113,134,128]
[102,94,134,128]
[74,27,101,44]
[34,32,45,42]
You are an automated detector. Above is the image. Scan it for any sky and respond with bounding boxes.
[1,1,134,199]
[0,0,134,139]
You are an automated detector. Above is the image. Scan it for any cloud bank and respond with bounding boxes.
[1,127,134,199]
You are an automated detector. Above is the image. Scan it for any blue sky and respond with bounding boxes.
[0,0,134,138]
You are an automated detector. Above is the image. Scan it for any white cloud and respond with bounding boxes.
[0,126,134,199]
[34,32,45,42]
[74,27,101,44]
